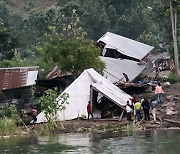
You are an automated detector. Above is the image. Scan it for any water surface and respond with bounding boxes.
[0,129,180,154]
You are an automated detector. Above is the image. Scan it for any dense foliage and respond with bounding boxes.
[37,32,105,75]
[0,0,179,77]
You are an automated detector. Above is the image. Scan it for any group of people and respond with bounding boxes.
[126,83,164,122]
[86,83,164,122]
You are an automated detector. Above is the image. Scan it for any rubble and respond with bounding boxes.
[166,107,178,115]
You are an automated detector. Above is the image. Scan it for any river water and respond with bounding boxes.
[0,129,180,154]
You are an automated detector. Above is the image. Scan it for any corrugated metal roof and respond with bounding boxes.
[47,66,72,79]
[98,32,154,60]
[0,66,39,90]
[100,56,145,83]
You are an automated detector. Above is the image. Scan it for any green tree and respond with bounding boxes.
[56,1,86,38]
[8,13,24,30]
[32,57,54,79]
[0,51,24,67]
[80,0,110,40]
[0,1,9,26]
[37,31,105,75]
[0,21,19,60]
[114,3,148,40]
[106,5,119,30]
[39,89,69,130]
[1,0,178,66]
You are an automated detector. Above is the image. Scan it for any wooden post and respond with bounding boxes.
[119,110,124,122]
[90,85,93,103]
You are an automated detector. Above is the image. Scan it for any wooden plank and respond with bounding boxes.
[164,119,180,124]
[119,110,124,122]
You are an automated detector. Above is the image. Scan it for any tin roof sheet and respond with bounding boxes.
[0,66,39,90]
[98,32,154,60]
[100,56,145,83]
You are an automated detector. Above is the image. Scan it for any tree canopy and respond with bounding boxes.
[0,0,179,78]
[37,32,105,75]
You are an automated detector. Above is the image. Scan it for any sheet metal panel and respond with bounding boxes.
[98,32,154,60]
[0,67,38,90]
[36,68,131,123]
[100,56,145,83]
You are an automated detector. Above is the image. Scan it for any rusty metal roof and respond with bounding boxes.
[0,66,39,91]
[47,66,72,79]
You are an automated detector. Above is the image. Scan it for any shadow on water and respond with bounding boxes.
[0,129,180,154]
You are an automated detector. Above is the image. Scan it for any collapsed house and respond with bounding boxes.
[36,33,155,122]
[97,32,154,83]
[97,32,154,62]
[36,66,73,94]
[36,68,131,123]
[0,66,39,112]
[100,56,146,83]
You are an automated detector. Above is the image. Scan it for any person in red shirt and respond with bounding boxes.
[130,96,136,108]
[87,101,93,120]
[32,106,38,123]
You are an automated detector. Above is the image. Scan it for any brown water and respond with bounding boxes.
[0,129,180,154]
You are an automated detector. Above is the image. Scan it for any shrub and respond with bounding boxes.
[39,89,69,131]
[0,117,18,136]
[166,73,178,84]
[0,105,25,136]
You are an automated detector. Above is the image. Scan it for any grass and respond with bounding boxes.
[0,117,18,136]
[122,123,137,135]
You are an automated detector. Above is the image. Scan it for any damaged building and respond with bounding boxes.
[97,32,154,62]
[36,68,132,123]
[36,66,74,94]
[0,66,39,112]
[97,32,154,84]
[36,32,155,122]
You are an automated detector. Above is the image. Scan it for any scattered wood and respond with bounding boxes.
[116,82,152,89]
[164,119,180,124]
[158,117,163,121]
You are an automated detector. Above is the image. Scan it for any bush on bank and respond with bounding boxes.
[166,73,178,84]
[0,117,18,136]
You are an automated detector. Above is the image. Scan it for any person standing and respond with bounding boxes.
[130,95,136,108]
[141,98,150,121]
[150,99,158,121]
[123,73,129,82]
[134,101,142,122]
[155,66,160,79]
[87,101,93,120]
[155,83,164,104]
[126,101,133,121]
[32,106,38,123]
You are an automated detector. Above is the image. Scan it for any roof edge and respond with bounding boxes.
[0,66,39,70]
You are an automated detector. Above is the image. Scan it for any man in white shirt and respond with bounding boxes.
[126,101,133,121]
